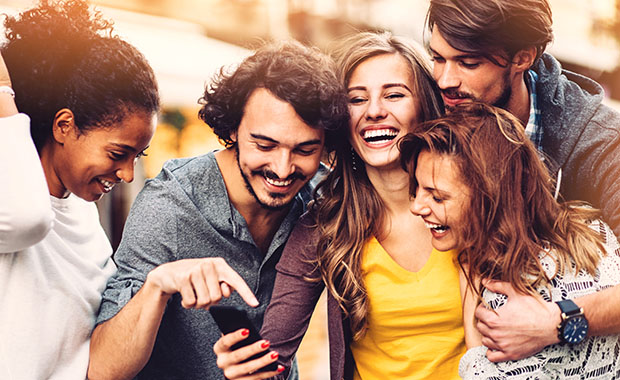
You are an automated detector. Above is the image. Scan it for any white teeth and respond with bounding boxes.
[98,179,115,192]
[424,221,448,232]
[265,177,293,187]
[363,129,398,140]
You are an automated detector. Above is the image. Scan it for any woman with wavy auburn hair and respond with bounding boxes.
[403,102,620,379]
[214,31,470,380]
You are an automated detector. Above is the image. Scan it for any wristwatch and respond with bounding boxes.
[556,299,588,344]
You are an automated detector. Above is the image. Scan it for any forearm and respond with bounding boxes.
[88,279,170,380]
[260,272,324,378]
[575,284,620,336]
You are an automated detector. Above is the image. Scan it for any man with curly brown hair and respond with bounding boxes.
[88,40,348,380]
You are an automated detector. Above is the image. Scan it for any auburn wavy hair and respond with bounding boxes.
[311,31,443,340]
[400,103,604,297]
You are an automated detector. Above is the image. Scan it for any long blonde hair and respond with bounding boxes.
[312,31,443,340]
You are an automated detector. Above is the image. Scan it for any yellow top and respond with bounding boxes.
[350,237,465,380]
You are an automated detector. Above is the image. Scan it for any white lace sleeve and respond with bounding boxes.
[459,220,620,379]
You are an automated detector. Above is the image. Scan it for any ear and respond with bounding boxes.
[512,47,537,73]
[51,108,76,144]
[230,129,238,144]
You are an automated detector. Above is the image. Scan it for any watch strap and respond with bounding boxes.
[556,299,581,317]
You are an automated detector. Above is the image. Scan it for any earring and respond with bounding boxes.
[351,146,357,171]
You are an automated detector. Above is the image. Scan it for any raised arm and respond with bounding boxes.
[0,52,53,253]
[214,214,325,380]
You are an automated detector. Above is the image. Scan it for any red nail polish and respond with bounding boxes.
[271,352,279,359]
[261,340,270,349]
[277,365,285,372]
[241,329,249,336]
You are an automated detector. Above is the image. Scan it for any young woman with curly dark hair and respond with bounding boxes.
[0,0,159,378]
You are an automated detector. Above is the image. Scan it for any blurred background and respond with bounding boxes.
[1,0,619,378]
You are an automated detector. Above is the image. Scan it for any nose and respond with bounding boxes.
[409,190,430,217]
[271,149,295,179]
[116,158,135,183]
[365,95,388,120]
[434,61,460,90]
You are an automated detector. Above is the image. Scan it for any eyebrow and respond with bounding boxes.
[110,142,140,152]
[428,47,481,60]
[421,183,452,198]
[250,133,322,147]
[347,83,412,93]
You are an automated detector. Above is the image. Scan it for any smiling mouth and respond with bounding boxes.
[264,176,293,187]
[98,178,116,192]
[362,128,398,145]
[424,220,449,233]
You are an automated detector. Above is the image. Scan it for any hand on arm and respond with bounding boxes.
[88,257,258,380]
[474,280,560,362]
[213,329,284,380]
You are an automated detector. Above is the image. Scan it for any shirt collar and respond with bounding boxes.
[525,70,543,152]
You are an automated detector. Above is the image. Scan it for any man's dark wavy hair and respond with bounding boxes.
[198,40,349,152]
[2,0,160,151]
[426,0,553,66]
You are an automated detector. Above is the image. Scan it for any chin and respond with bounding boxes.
[75,190,103,202]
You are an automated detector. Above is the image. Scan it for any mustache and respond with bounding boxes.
[441,88,473,100]
[252,169,307,182]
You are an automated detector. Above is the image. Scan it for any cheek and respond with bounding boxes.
[298,155,322,174]
[403,106,420,131]
[348,106,364,127]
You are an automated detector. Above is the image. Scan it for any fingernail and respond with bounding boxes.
[241,329,250,336]
[261,340,270,349]
[277,365,285,372]
[271,352,279,359]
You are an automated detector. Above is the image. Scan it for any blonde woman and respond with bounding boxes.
[214,32,470,380]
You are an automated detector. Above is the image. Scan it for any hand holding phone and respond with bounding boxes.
[210,305,279,373]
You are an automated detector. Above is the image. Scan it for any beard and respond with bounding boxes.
[491,69,512,110]
[443,69,512,112]
[235,147,305,211]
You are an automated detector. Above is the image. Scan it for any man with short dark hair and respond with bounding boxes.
[426,0,620,364]
[87,40,348,380]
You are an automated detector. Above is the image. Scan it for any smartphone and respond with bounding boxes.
[209,305,279,372]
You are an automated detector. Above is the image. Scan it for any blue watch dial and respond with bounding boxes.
[563,316,588,344]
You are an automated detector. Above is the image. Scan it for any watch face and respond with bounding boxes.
[563,316,589,344]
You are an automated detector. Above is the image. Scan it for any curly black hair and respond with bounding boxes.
[2,0,160,151]
[198,40,349,152]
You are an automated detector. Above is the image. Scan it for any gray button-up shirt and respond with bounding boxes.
[97,151,316,379]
